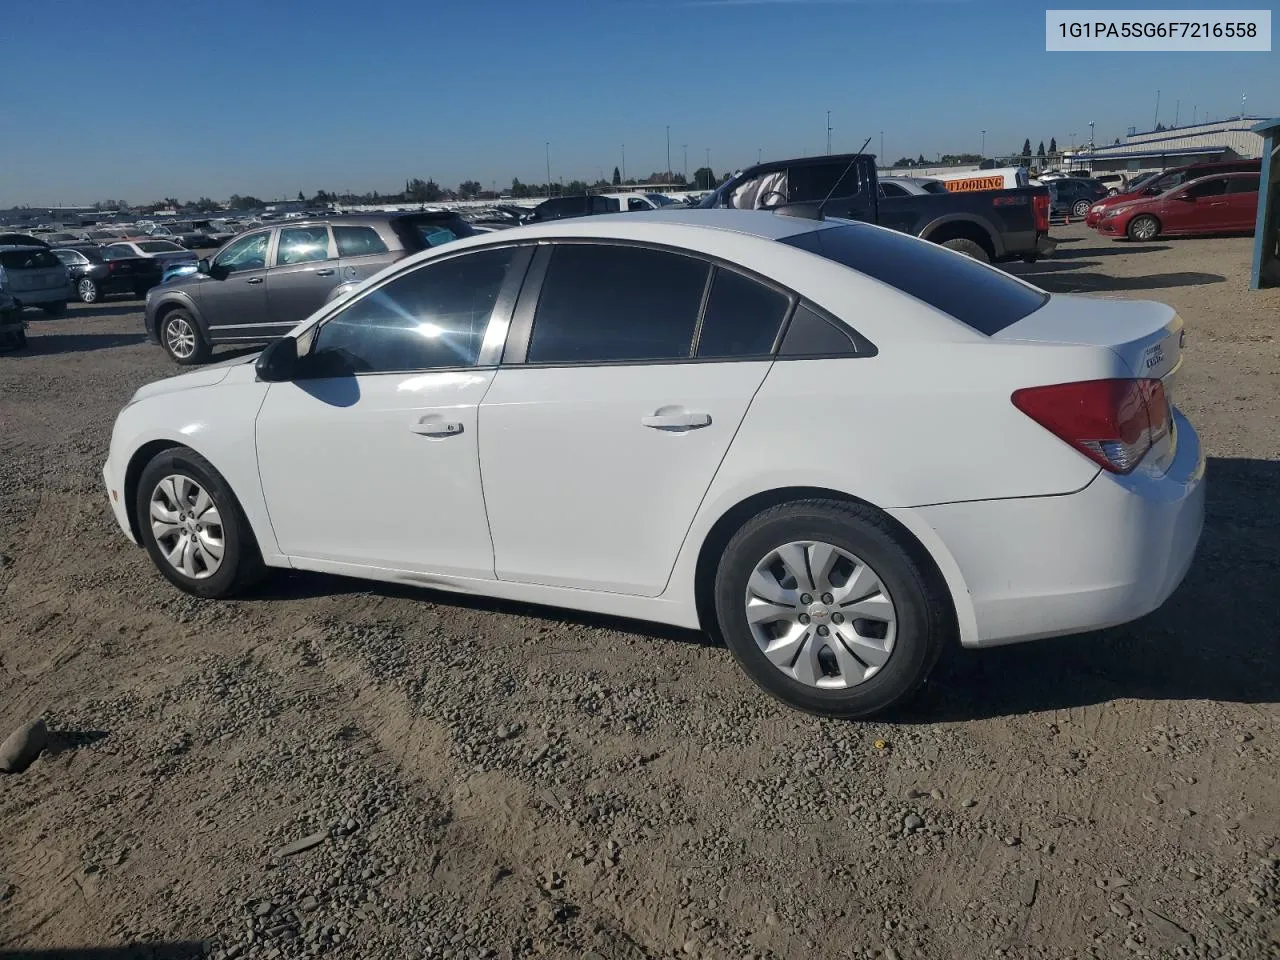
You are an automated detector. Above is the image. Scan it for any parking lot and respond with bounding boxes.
[1,223,1277,959]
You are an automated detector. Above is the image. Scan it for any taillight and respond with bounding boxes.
[108,262,118,272]
[1012,378,1168,474]
[1033,193,1050,232]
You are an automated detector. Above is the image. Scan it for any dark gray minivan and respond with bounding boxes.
[145,212,476,364]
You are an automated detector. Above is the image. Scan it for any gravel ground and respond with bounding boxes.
[1,223,1278,960]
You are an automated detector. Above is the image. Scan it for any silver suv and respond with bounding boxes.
[144,212,477,364]
[0,246,72,316]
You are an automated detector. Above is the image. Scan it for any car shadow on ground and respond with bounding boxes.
[1024,271,1225,294]
[18,333,147,355]
[0,945,205,959]
[1047,243,1171,259]
[60,304,146,320]
[901,456,1279,722]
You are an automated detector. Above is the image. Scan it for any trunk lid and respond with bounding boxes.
[996,293,1184,471]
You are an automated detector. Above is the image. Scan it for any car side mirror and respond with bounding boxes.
[256,335,299,382]
[197,258,210,274]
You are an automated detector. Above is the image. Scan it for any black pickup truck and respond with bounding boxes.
[698,153,1055,263]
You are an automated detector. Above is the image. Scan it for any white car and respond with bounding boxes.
[103,209,1205,718]
[106,239,189,258]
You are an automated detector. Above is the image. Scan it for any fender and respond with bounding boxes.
[916,212,1004,258]
[144,288,205,343]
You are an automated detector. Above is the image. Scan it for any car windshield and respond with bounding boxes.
[920,180,949,194]
[138,240,183,252]
[781,223,1048,336]
[646,194,675,206]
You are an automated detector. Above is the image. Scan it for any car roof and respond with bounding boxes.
[0,244,54,251]
[524,208,830,241]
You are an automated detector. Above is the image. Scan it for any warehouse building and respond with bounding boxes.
[1069,117,1268,178]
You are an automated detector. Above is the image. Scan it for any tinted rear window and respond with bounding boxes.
[1,249,61,269]
[780,224,1048,336]
[390,215,476,253]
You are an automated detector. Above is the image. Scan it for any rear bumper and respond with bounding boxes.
[898,410,1205,648]
[12,286,70,307]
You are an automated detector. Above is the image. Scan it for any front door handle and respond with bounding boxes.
[246,277,264,284]
[642,411,712,430]
[410,417,464,437]
[315,268,335,277]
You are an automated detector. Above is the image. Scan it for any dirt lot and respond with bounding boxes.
[1,224,1277,960]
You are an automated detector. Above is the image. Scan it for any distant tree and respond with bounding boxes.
[297,190,305,202]
[510,177,532,199]
[612,166,622,186]
[1048,136,1057,153]
[228,194,264,211]
[1021,139,1032,158]
[893,156,916,167]
[917,154,926,164]
[1114,137,1121,145]
[458,180,483,198]
[693,166,717,190]
[1037,141,1046,159]
[1154,122,1167,132]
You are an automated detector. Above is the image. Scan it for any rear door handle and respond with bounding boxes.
[410,417,464,437]
[246,277,263,284]
[642,411,712,430]
[315,268,334,277]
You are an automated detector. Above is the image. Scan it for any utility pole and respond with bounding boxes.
[757,147,762,163]
[879,130,884,160]
[666,125,671,180]
[706,146,710,170]
[1174,99,1180,127]
[545,142,551,197]
[981,129,986,157]
[1153,89,1160,129]
[1192,104,1197,124]
[621,144,626,182]
[826,110,832,154]
[1241,93,1248,119]
[682,144,687,182]
[1089,120,1095,148]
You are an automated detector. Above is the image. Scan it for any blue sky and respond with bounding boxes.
[1,0,1275,205]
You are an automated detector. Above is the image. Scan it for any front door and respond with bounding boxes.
[255,244,526,576]
[480,243,792,597]
[1162,176,1230,234]
[1225,174,1261,230]
[198,229,272,340]
[266,224,338,331]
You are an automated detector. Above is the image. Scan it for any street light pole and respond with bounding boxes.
[1088,120,1095,148]
[682,144,687,182]
[666,125,671,180]
[879,130,884,160]
[545,142,551,197]
[621,144,626,182]
[826,110,832,154]
[981,129,986,157]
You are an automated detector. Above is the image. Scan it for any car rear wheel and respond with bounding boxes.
[938,238,990,263]
[1127,215,1160,241]
[713,499,950,718]
[136,447,264,599]
[160,308,209,364]
[41,302,66,317]
[1071,199,1091,218]
[77,278,99,303]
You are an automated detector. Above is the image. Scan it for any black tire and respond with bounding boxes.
[159,307,210,364]
[713,499,951,718]
[77,277,100,303]
[1127,215,1160,242]
[1071,199,1091,218]
[135,447,265,599]
[938,238,990,263]
[41,301,67,317]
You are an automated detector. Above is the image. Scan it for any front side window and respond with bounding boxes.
[276,225,331,266]
[309,247,515,374]
[138,240,184,253]
[1184,178,1229,199]
[695,268,790,358]
[214,232,269,273]
[879,182,908,198]
[54,249,88,266]
[334,225,389,257]
[526,245,708,364]
[627,197,650,211]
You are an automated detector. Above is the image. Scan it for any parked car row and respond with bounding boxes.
[1083,159,1261,241]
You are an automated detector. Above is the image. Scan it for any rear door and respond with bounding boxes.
[334,223,398,289]
[267,224,338,324]
[1225,174,1261,230]
[479,243,792,596]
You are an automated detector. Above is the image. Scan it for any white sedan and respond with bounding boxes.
[103,209,1205,718]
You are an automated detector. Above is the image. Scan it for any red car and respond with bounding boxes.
[1095,172,1260,241]
[1084,159,1261,227]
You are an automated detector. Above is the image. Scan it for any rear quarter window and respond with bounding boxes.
[781,224,1048,336]
[390,215,477,253]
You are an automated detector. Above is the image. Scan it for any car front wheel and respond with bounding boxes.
[1072,199,1091,218]
[160,308,210,364]
[77,277,99,303]
[713,499,950,718]
[136,447,263,598]
[1127,215,1160,241]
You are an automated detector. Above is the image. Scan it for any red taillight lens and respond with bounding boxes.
[107,262,117,272]
[1012,378,1166,474]
[1033,193,1050,232]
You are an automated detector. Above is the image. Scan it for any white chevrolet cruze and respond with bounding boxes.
[104,209,1205,718]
